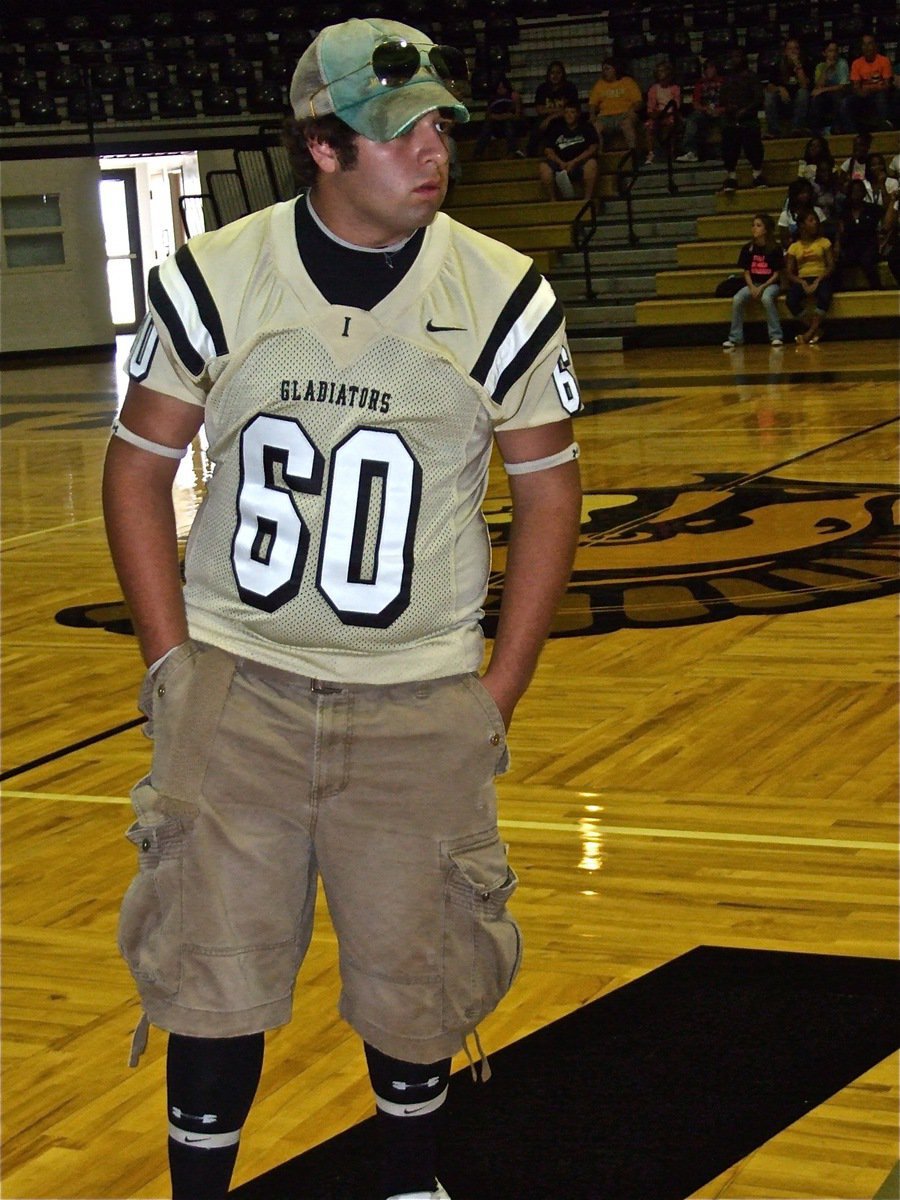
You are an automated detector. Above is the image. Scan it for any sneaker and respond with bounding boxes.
[387,1184,450,1200]
[720,176,737,193]
[770,337,783,347]
[511,149,526,158]
[722,339,739,349]
[644,150,655,164]
[676,150,698,162]
[752,174,768,188]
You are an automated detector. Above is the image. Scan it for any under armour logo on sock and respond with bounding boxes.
[391,1077,440,1091]
[171,1106,218,1124]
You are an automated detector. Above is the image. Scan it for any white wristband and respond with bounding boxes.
[503,442,580,475]
[111,418,188,460]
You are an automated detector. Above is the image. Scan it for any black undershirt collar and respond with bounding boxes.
[293,192,426,311]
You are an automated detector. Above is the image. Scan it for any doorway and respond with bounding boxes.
[99,169,143,334]
[99,152,204,335]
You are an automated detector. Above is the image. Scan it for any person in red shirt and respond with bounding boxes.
[841,35,893,131]
[676,59,723,162]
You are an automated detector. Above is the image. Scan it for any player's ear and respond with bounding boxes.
[306,135,341,174]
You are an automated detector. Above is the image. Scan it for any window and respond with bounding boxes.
[2,194,65,267]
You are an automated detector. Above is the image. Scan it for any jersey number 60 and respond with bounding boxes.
[231,414,422,627]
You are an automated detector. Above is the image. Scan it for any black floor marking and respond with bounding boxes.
[0,717,145,782]
[230,947,900,1200]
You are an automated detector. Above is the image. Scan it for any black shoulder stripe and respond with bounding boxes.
[492,299,565,407]
[147,265,205,377]
[470,264,544,388]
[174,244,228,358]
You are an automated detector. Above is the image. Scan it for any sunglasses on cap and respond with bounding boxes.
[309,38,468,117]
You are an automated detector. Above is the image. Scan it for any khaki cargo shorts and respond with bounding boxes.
[119,639,521,1064]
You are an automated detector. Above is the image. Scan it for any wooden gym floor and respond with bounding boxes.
[1,337,898,1199]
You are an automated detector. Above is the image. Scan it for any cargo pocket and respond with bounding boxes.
[442,830,522,1034]
[118,781,195,999]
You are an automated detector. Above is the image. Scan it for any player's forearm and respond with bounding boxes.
[481,461,581,726]
[102,439,189,666]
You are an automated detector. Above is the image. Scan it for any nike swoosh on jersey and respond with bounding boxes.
[426,319,467,332]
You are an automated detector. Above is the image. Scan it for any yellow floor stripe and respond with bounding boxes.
[0,514,104,549]
[1,789,130,805]
[500,818,897,854]
[1,790,896,852]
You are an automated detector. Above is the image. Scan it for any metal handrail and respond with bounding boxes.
[571,198,600,300]
[657,98,680,198]
[616,148,640,246]
[178,192,214,238]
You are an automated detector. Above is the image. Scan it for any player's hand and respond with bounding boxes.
[477,670,519,731]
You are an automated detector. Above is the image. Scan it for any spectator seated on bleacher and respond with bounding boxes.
[841,35,894,132]
[812,160,841,233]
[867,151,899,211]
[763,37,812,137]
[527,59,579,157]
[836,132,875,198]
[721,212,785,349]
[881,188,900,284]
[643,59,681,165]
[835,178,884,289]
[785,208,835,344]
[588,58,641,154]
[472,75,525,159]
[809,41,849,136]
[778,179,828,248]
[797,135,833,181]
[539,100,599,203]
[676,58,723,163]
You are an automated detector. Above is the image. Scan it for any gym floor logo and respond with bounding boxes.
[56,473,899,641]
[481,472,900,637]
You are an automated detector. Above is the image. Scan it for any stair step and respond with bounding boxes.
[566,302,637,326]
[556,246,679,269]
[487,218,699,252]
[554,275,656,300]
[449,192,716,228]
[635,289,899,326]
[677,240,746,268]
[656,262,899,297]
[568,334,624,352]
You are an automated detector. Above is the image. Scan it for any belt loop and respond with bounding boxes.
[310,678,343,694]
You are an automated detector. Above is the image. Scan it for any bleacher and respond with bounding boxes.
[447,127,898,350]
[2,0,898,349]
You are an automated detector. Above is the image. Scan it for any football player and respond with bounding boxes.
[103,16,582,1200]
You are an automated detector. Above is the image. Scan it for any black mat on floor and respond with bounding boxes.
[231,947,900,1200]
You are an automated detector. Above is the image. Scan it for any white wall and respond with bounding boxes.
[0,158,115,354]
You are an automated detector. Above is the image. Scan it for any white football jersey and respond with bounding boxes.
[127,198,580,683]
